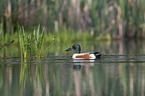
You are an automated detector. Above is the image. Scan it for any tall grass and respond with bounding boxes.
[18,26,31,60]
[0,0,145,40]
[33,25,44,58]
[18,26,44,60]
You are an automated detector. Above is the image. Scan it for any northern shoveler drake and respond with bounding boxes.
[65,44,101,59]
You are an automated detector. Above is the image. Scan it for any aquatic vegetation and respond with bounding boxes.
[19,25,46,59]
[18,26,31,60]
[33,25,44,58]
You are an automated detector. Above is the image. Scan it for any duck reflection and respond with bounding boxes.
[72,59,97,96]
[72,59,96,70]
[73,65,81,70]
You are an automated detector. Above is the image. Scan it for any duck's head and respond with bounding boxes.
[65,44,81,53]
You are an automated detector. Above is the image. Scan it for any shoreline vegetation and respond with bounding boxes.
[0,0,145,41]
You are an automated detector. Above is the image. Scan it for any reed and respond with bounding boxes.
[18,25,45,59]
[18,26,31,60]
[33,25,44,58]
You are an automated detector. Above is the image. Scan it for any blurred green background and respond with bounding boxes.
[0,0,145,42]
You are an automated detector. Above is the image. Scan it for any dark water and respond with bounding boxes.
[0,40,145,96]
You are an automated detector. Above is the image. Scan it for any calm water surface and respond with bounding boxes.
[0,40,145,96]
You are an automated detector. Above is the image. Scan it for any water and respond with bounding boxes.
[0,40,145,96]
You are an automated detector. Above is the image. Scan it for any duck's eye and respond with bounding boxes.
[72,45,76,50]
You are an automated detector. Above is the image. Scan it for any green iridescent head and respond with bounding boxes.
[65,44,81,53]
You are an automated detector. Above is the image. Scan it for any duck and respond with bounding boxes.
[65,44,101,59]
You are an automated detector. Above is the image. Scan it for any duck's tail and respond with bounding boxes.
[93,51,102,59]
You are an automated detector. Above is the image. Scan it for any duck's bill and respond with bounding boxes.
[65,47,73,51]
